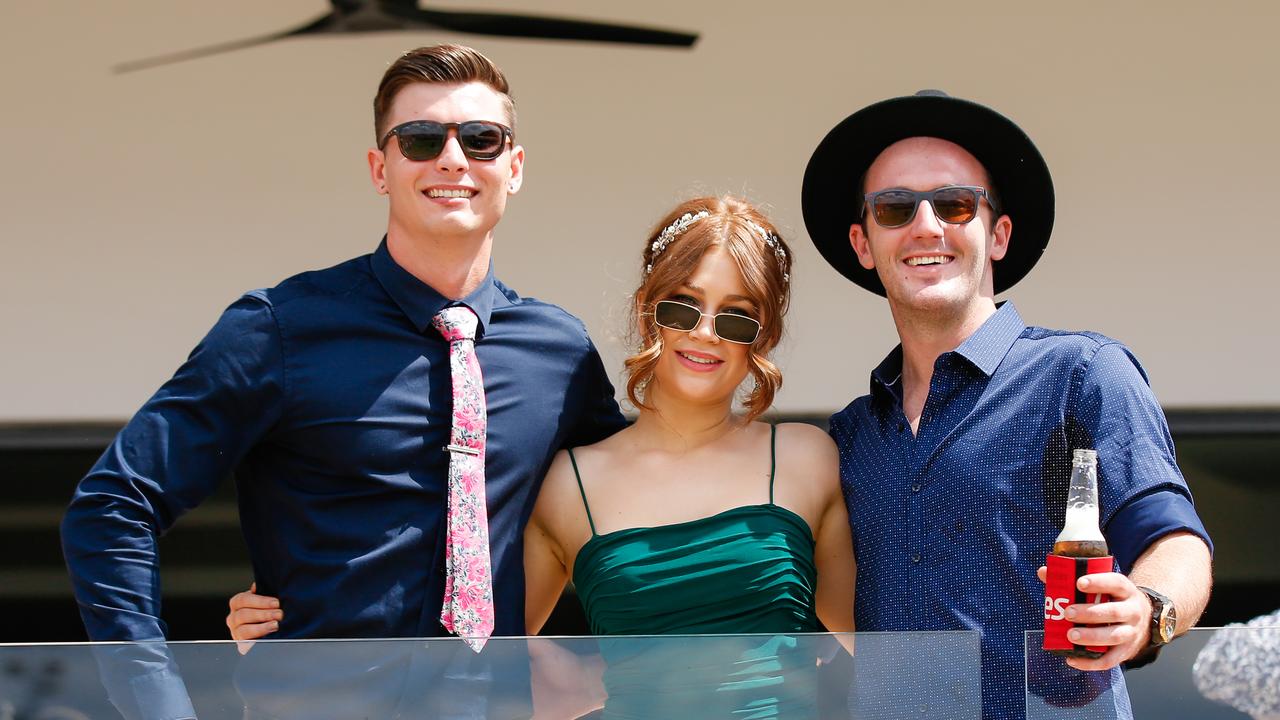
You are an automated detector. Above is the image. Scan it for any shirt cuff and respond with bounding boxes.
[1106,489,1213,572]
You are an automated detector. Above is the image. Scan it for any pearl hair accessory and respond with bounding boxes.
[744,220,790,285]
[644,210,790,286]
[645,210,709,276]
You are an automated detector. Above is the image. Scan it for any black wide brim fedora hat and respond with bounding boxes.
[801,90,1054,296]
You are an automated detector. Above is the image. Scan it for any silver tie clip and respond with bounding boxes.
[444,444,481,456]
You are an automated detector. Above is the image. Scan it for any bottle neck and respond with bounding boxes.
[1056,455,1106,546]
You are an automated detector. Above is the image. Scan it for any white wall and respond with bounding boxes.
[3,0,1277,421]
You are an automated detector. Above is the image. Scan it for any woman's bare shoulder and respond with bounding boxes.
[774,421,838,454]
[773,422,840,488]
[541,429,635,500]
[534,450,577,512]
[531,447,598,544]
[567,424,636,463]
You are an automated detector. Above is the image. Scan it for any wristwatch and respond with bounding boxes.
[1138,586,1177,647]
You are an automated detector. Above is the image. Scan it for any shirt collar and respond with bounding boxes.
[869,345,906,406]
[370,237,498,337]
[952,301,1026,377]
[868,301,1027,401]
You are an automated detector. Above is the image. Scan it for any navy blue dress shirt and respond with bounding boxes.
[830,302,1211,720]
[62,238,626,643]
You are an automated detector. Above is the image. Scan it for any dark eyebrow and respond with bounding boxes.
[683,284,757,308]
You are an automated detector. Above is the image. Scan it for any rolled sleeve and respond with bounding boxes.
[1106,489,1213,572]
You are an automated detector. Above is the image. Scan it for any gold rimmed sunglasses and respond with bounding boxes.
[653,300,761,345]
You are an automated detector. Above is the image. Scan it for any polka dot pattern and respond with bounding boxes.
[829,302,1208,720]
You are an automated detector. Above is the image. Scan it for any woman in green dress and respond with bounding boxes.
[524,195,855,718]
[228,195,855,717]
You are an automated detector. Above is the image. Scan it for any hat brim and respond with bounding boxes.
[801,93,1054,296]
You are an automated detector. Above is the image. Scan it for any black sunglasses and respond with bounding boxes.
[654,300,761,345]
[862,185,999,228]
[379,120,513,162]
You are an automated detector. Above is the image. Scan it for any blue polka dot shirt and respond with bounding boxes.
[829,302,1211,720]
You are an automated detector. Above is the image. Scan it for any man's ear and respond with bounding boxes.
[849,222,876,270]
[368,148,389,195]
[989,213,1012,261]
[506,144,525,195]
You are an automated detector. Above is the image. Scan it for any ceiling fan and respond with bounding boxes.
[115,0,699,73]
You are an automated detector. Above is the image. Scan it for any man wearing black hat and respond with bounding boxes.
[802,91,1213,719]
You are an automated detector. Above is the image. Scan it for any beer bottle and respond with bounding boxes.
[1043,449,1113,658]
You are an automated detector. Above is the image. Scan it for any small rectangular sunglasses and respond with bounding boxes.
[862,185,998,228]
[654,300,761,345]
[379,120,513,162]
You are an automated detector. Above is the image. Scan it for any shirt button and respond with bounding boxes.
[911,553,921,563]
[897,421,906,433]
[911,483,921,493]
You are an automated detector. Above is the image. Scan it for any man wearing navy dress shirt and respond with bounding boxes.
[802,91,1213,720]
[61,45,625,719]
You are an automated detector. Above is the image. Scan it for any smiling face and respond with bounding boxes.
[849,137,1011,321]
[648,245,758,409]
[624,197,791,421]
[368,81,524,245]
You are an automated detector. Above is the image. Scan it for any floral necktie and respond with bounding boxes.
[432,305,493,651]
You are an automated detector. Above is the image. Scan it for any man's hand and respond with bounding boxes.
[1036,566,1152,671]
[226,582,283,655]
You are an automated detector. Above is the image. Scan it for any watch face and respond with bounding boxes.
[1142,587,1177,646]
[1160,611,1177,643]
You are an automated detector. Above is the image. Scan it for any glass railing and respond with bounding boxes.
[7,626,1272,719]
[1026,625,1280,719]
[0,632,980,719]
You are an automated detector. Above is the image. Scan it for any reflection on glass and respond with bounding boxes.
[0,633,983,720]
[1027,627,1280,720]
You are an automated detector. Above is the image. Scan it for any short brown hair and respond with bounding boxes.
[624,196,793,422]
[372,44,516,141]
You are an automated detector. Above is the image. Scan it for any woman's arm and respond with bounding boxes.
[524,451,576,635]
[524,515,568,635]
[781,423,856,636]
[814,491,856,635]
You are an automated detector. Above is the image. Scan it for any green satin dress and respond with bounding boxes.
[568,426,822,719]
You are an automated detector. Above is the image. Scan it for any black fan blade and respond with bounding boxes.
[405,8,698,47]
[113,12,338,73]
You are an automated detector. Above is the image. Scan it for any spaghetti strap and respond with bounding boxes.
[567,447,598,536]
[768,424,778,505]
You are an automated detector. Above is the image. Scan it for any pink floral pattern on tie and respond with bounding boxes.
[432,306,494,652]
